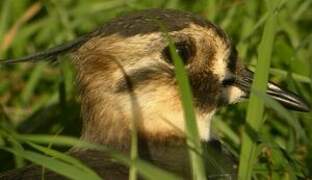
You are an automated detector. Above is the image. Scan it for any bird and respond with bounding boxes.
[0,8,310,180]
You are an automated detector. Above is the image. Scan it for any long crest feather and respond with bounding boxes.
[0,34,90,64]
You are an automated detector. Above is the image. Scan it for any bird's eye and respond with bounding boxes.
[163,42,193,65]
[222,77,235,86]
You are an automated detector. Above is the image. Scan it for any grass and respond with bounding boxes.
[166,33,206,180]
[238,0,279,179]
[0,0,311,179]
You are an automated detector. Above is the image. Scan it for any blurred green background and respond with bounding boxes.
[0,0,311,179]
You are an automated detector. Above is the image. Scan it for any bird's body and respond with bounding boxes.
[0,8,309,180]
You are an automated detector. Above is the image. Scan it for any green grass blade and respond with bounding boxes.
[129,113,138,180]
[252,90,306,140]
[26,142,101,178]
[0,147,102,180]
[13,134,181,180]
[238,1,279,179]
[167,37,206,180]
[3,132,25,168]
[129,82,139,180]
[21,63,46,104]
[213,116,240,147]
[0,0,10,52]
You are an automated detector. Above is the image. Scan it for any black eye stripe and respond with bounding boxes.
[228,46,238,72]
[222,77,235,86]
[163,41,193,65]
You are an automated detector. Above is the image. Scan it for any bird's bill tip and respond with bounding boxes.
[235,69,310,112]
[266,82,310,112]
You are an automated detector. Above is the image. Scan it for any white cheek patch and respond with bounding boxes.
[227,86,246,104]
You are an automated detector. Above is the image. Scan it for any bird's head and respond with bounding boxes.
[1,9,309,147]
[71,9,309,145]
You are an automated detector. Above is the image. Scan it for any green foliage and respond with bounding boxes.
[239,0,279,179]
[166,33,206,180]
[0,0,311,179]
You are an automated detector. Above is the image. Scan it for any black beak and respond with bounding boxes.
[235,69,310,112]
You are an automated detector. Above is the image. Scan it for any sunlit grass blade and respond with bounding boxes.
[253,90,307,140]
[268,68,310,84]
[13,134,181,180]
[0,147,102,180]
[167,37,206,180]
[0,0,10,52]
[26,142,101,177]
[238,1,279,179]
[129,117,138,180]
[213,116,240,147]
[2,131,25,168]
